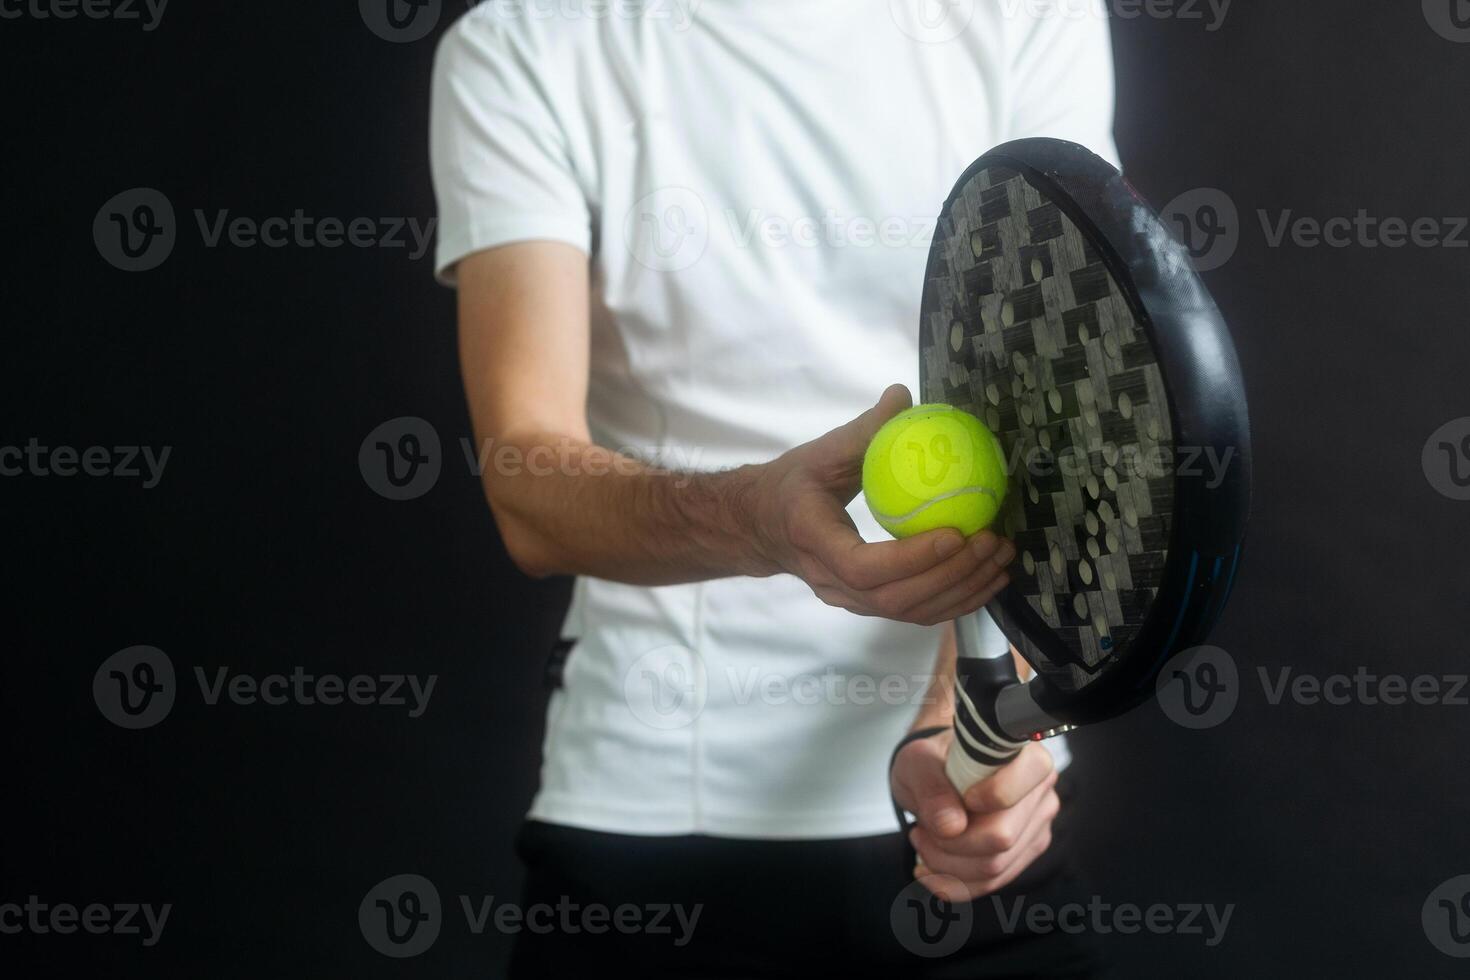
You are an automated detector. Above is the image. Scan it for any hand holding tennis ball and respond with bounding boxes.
[745,386,1015,626]
[863,404,1009,539]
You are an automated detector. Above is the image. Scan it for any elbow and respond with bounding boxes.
[504,535,558,580]
[488,502,561,580]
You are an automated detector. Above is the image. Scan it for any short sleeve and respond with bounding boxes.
[1003,0,1121,170]
[429,15,591,285]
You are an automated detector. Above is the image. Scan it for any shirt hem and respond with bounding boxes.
[528,793,907,840]
[434,217,591,285]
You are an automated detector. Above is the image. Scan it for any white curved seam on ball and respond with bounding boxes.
[873,486,999,524]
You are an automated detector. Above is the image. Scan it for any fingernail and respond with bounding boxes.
[935,533,963,558]
[994,540,1017,566]
[971,532,998,559]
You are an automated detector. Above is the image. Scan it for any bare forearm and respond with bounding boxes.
[482,432,777,585]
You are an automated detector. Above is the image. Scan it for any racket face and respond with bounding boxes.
[919,139,1250,724]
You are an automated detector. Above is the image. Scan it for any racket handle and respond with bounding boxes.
[948,614,1028,793]
[944,735,1021,792]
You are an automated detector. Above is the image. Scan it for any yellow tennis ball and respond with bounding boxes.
[862,404,1008,539]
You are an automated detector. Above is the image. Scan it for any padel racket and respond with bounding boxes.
[912,138,1252,795]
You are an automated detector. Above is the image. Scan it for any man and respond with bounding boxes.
[431,2,1118,974]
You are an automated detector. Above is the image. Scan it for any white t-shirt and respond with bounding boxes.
[431,0,1119,838]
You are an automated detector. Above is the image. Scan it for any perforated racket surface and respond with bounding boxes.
[918,139,1250,763]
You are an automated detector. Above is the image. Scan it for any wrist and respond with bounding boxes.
[910,709,954,734]
[724,463,783,577]
[665,464,781,579]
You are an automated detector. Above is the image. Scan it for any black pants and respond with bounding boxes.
[509,775,1111,978]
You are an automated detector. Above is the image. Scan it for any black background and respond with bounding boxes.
[6,1,1470,976]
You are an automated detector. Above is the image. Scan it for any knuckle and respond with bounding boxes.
[970,785,1001,812]
[874,593,909,619]
[782,512,808,547]
[944,555,979,586]
[986,826,1019,853]
[1041,790,1062,821]
[986,786,1020,811]
[979,855,1009,878]
[830,550,872,589]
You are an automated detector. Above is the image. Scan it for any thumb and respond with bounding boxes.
[814,384,913,481]
[902,752,969,840]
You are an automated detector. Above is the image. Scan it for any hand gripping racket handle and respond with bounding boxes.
[944,611,1069,793]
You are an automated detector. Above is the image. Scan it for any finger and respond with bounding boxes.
[912,779,1059,884]
[953,826,1056,900]
[815,384,914,482]
[961,778,1058,880]
[911,868,973,904]
[805,511,968,593]
[810,585,860,613]
[787,493,946,587]
[910,773,1052,872]
[900,757,970,841]
[964,742,1056,813]
[898,537,1015,623]
[920,571,1012,625]
[847,530,998,617]
[979,786,1060,883]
